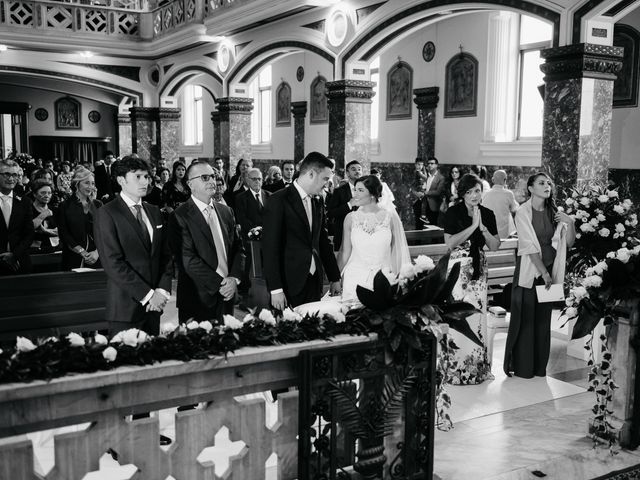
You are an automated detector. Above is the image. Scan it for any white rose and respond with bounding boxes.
[571,286,588,300]
[572,191,579,198]
[580,197,590,207]
[606,251,616,259]
[623,199,633,208]
[198,321,213,332]
[616,223,625,233]
[634,245,640,255]
[186,320,199,330]
[593,261,608,275]
[258,309,277,326]
[565,297,575,307]
[608,190,619,198]
[565,307,578,318]
[223,314,243,330]
[94,333,108,345]
[575,233,581,239]
[16,336,36,353]
[597,214,606,222]
[242,313,254,323]
[160,322,178,335]
[585,267,594,277]
[328,311,346,323]
[282,308,303,322]
[582,275,602,288]
[565,198,575,206]
[580,223,594,233]
[66,332,85,347]
[614,205,625,214]
[598,194,609,203]
[414,255,435,273]
[590,218,599,227]
[399,263,417,280]
[102,346,117,362]
[598,227,610,238]
[557,206,565,212]
[122,328,147,347]
[617,248,631,263]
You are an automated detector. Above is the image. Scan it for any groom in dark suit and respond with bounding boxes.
[262,152,341,309]
[94,156,173,335]
[169,161,245,321]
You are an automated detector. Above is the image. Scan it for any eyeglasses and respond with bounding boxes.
[248,177,263,182]
[0,172,20,179]
[189,174,215,182]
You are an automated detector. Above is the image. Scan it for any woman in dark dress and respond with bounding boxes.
[443,173,501,384]
[504,172,575,378]
[161,161,190,213]
[30,179,60,253]
[57,166,102,270]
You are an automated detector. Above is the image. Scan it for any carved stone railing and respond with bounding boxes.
[0,335,383,479]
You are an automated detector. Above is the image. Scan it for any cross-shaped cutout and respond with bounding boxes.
[197,426,247,478]
[81,452,138,480]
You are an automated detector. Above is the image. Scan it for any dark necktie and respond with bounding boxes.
[133,204,151,249]
[255,192,263,211]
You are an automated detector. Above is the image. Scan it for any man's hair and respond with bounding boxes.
[281,160,295,169]
[427,157,439,165]
[298,152,334,175]
[0,159,18,170]
[114,156,150,177]
[414,157,424,164]
[345,160,362,170]
[370,168,380,175]
[246,167,263,178]
[185,160,210,181]
[104,150,114,157]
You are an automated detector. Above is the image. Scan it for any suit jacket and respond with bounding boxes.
[326,182,353,251]
[424,171,446,212]
[0,193,35,274]
[94,163,117,202]
[263,179,285,193]
[262,185,340,299]
[94,196,173,329]
[234,188,270,240]
[169,198,245,320]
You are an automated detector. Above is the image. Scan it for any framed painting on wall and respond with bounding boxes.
[55,96,81,129]
[310,75,328,124]
[613,25,639,108]
[444,52,478,118]
[276,81,292,126]
[386,60,413,120]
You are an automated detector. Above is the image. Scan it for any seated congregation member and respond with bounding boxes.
[94,156,173,335]
[482,169,518,239]
[262,152,341,309]
[58,167,102,270]
[0,159,35,275]
[56,161,73,197]
[30,179,60,253]
[443,173,500,384]
[169,161,245,321]
[162,161,190,213]
[326,159,363,251]
[30,168,63,209]
[263,166,284,193]
[213,176,228,206]
[504,172,575,379]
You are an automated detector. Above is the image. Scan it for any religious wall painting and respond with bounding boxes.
[276,81,292,126]
[613,24,639,108]
[444,52,478,118]
[386,61,413,120]
[310,75,328,124]
[55,96,81,129]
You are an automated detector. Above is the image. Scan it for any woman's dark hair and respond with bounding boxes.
[234,158,251,175]
[448,165,462,182]
[456,173,483,201]
[170,161,188,187]
[354,175,383,201]
[31,179,53,195]
[526,171,557,224]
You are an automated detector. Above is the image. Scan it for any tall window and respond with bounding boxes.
[517,15,552,138]
[370,57,380,140]
[251,66,272,143]
[183,85,203,145]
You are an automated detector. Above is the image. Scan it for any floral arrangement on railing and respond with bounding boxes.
[563,244,640,450]
[562,184,638,272]
[247,226,262,241]
[6,151,35,169]
[346,252,480,430]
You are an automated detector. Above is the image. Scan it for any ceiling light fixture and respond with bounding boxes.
[80,51,94,58]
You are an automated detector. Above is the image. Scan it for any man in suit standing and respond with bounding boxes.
[214,157,231,187]
[94,156,173,335]
[169,162,245,321]
[422,157,446,225]
[0,159,35,275]
[326,159,363,251]
[263,152,341,309]
[281,160,295,188]
[95,150,117,203]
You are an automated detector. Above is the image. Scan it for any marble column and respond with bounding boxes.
[130,107,157,162]
[215,97,253,174]
[117,114,132,157]
[326,80,375,172]
[540,43,623,197]
[211,111,221,158]
[413,87,439,160]
[158,108,181,162]
[291,101,307,163]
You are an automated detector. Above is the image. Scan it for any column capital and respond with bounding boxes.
[215,97,254,114]
[117,114,131,124]
[158,108,181,120]
[291,101,308,118]
[541,43,624,82]
[326,80,375,103]
[413,87,440,109]
[129,107,158,121]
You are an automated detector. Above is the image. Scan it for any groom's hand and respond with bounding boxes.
[271,292,287,310]
[329,281,341,296]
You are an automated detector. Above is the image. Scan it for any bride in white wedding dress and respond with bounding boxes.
[337,175,410,303]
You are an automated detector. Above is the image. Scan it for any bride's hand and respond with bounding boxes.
[329,281,341,296]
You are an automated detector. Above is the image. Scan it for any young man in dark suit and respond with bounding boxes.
[326,159,363,251]
[94,150,117,203]
[169,161,245,321]
[423,157,446,225]
[262,152,341,309]
[0,159,35,275]
[94,156,173,336]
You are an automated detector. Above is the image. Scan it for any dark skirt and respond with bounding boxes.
[503,257,554,378]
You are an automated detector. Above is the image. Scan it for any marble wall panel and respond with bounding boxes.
[118,121,132,157]
[160,119,181,162]
[417,107,436,160]
[133,119,154,163]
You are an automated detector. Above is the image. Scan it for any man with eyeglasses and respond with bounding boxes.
[234,168,271,304]
[169,162,245,321]
[0,159,35,275]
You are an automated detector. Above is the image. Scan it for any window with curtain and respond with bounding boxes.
[251,66,272,144]
[183,84,203,145]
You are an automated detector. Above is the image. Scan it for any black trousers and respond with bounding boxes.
[288,271,322,308]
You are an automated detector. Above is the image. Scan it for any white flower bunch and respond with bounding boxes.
[258,309,277,326]
[94,333,108,345]
[15,336,36,353]
[66,332,85,347]
[110,328,149,347]
[598,194,609,203]
[282,308,302,322]
[102,346,117,362]
[223,314,244,330]
[582,275,603,289]
[414,255,435,273]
